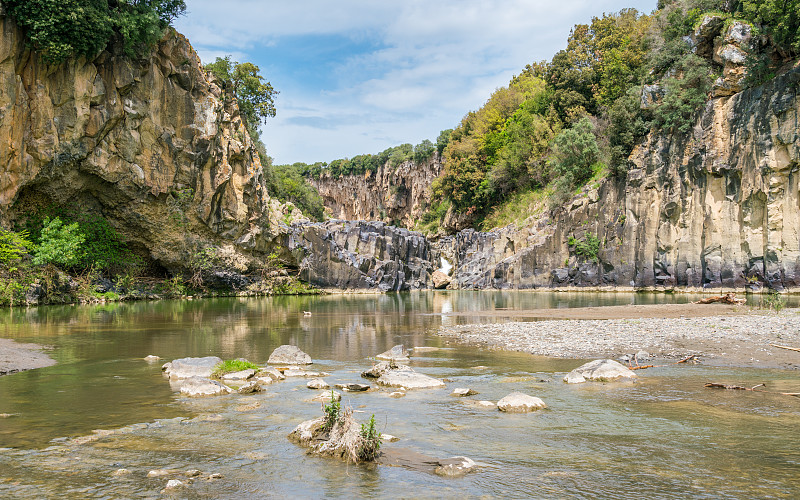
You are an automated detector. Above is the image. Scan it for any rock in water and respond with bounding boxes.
[377,369,445,389]
[144,355,161,362]
[257,367,286,381]
[312,390,342,403]
[431,270,451,289]
[362,361,412,378]
[335,383,370,392]
[179,377,232,397]
[268,345,312,365]
[162,357,223,379]
[497,392,547,412]
[237,381,262,394]
[307,378,330,389]
[434,456,478,477]
[563,359,637,384]
[376,345,410,362]
[222,369,256,381]
[451,388,478,397]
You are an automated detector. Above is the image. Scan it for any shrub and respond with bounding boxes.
[358,414,382,461]
[548,118,600,188]
[652,54,712,133]
[569,233,601,262]
[0,228,34,265]
[322,390,342,431]
[33,217,85,268]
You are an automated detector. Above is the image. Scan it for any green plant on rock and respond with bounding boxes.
[322,390,341,431]
[33,217,85,268]
[569,233,601,263]
[211,359,259,378]
[358,413,382,461]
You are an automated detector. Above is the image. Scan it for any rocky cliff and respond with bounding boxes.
[0,12,301,273]
[307,155,441,228]
[443,61,800,291]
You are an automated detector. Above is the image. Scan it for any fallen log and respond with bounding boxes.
[769,344,800,353]
[705,382,800,398]
[693,293,746,305]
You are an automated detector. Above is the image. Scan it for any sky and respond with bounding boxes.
[175,0,657,165]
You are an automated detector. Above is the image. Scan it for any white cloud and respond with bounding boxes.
[178,0,657,163]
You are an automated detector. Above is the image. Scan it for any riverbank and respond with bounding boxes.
[438,304,800,369]
[0,339,56,376]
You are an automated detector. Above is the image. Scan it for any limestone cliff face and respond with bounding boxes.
[307,155,442,228]
[0,13,296,271]
[443,63,800,291]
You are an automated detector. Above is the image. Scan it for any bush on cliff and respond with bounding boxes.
[4,0,187,63]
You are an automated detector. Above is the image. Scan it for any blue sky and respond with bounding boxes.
[175,1,657,165]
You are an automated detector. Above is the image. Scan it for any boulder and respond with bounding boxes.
[312,390,342,403]
[434,456,478,478]
[362,361,412,378]
[307,378,330,389]
[377,369,445,389]
[222,369,256,381]
[497,392,547,412]
[162,357,223,379]
[376,345,410,362]
[237,381,262,394]
[162,479,184,492]
[179,376,232,397]
[257,367,286,381]
[451,388,478,397]
[563,359,637,384]
[335,383,370,392]
[380,433,400,443]
[268,345,312,365]
[287,417,326,447]
[144,355,161,362]
[283,368,329,378]
[431,270,451,289]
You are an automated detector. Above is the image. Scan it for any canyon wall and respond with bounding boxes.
[307,155,442,228]
[0,12,302,272]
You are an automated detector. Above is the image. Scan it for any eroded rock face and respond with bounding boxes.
[0,14,291,272]
[307,156,442,229]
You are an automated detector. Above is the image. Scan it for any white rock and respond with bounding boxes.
[380,433,400,442]
[222,369,256,381]
[376,345,410,362]
[185,469,202,477]
[497,392,547,412]
[112,468,130,476]
[451,387,478,397]
[435,456,477,477]
[257,367,285,381]
[307,378,329,389]
[268,345,312,365]
[179,377,232,397]
[362,361,411,378]
[563,359,637,384]
[377,369,445,389]
[162,357,223,379]
[283,368,329,378]
[312,390,341,403]
[144,355,160,362]
[147,469,170,478]
[476,400,496,408]
[389,391,406,398]
[237,381,262,394]
[163,479,183,490]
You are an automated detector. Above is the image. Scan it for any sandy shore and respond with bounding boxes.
[0,339,56,376]
[437,304,800,369]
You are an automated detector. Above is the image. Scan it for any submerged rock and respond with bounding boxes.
[162,357,223,379]
[335,383,370,392]
[564,359,637,384]
[180,377,232,397]
[283,368,329,378]
[497,392,547,412]
[257,367,286,381]
[144,355,161,362]
[376,345,410,362]
[268,345,312,365]
[434,456,478,477]
[377,368,445,389]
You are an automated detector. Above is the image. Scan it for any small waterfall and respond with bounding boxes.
[438,257,453,276]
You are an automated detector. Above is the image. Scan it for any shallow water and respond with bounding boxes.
[0,292,798,498]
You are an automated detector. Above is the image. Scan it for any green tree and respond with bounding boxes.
[741,0,800,56]
[4,0,186,63]
[549,117,600,187]
[0,229,34,265]
[205,56,279,132]
[33,217,85,268]
[436,129,453,155]
[653,54,712,133]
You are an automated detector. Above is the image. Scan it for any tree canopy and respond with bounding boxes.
[4,0,187,63]
[205,56,279,133]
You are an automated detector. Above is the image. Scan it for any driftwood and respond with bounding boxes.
[693,293,746,305]
[705,382,800,398]
[625,354,700,370]
[769,344,800,353]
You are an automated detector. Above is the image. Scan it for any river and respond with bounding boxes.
[1,292,798,498]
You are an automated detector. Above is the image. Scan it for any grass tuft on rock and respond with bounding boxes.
[211,359,259,378]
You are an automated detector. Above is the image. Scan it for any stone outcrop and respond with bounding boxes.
[307,155,442,228]
[0,13,296,273]
[286,220,438,290]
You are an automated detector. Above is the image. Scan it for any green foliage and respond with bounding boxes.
[653,54,712,133]
[322,390,341,431]
[436,129,453,155]
[267,163,325,221]
[33,217,86,268]
[740,0,800,56]
[761,289,787,312]
[161,275,187,297]
[358,414,382,461]
[607,88,651,177]
[549,118,600,187]
[481,188,550,231]
[0,228,34,265]
[569,233,601,262]
[4,0,186,63]
[413,139,436,163]
[205,56,279,131]
[211,359,260,378]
